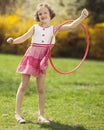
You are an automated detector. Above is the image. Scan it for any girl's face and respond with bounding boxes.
[38,7,51,24]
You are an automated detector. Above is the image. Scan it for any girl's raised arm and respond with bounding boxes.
[55,8,89,32]
[7,26,34,44]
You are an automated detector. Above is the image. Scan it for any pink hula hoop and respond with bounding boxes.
[49,20,90,74]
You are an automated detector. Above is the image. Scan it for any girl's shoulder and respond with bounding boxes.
[32,24,39,28]
[33,24,55,30]
[30,24,38,36]
[32,24,39,32]
[53,25,61,33]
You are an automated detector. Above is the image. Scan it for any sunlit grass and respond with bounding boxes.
[0,54,104,130]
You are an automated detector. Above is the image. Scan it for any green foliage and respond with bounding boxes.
[88,23,104,59]
[75,0,104,25]
[0,0,16,14]
[52,30,86,58]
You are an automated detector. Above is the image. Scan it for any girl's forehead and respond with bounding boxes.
[38,7,49,13]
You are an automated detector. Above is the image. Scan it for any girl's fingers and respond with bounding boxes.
[82,8,89,17]
[7,38,13,44]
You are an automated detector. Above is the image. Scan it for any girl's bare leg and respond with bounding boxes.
[15,74,30,120]
[36,73,50,123]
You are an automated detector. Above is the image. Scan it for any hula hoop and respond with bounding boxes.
[48,20,90,74]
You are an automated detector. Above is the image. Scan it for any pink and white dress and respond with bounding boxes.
[16,24,55,77]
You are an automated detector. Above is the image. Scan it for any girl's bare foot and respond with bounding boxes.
[38,115,50,123]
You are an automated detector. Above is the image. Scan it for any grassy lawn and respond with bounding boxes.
[0,54,104,130]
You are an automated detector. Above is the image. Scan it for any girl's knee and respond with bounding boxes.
[37,87,44,94]
[19,82,28,92]
[36,73,46,94]
[19,74,30,92]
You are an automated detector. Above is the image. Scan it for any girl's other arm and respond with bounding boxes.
[57,8,89,32]
[7,26,34,44]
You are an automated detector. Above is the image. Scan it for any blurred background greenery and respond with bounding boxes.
[0,0,104,60]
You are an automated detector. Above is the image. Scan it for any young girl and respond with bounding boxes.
[7,3,89,123]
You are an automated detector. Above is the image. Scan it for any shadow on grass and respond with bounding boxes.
[27,120,86,130]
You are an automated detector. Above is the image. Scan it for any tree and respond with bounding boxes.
[76,0,104,25]
[0,0,16,14]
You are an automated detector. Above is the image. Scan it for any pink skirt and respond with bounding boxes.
[16,43,52,77]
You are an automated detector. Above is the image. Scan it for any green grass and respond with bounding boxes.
[0,54,104,130]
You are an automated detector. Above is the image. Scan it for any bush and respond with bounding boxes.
[88,23,104,59]
[0,12,35,54]
[0,12,104,60]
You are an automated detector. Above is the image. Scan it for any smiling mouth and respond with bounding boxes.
[41,17,47,20]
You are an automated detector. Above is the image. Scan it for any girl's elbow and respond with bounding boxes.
[69,25,75,29]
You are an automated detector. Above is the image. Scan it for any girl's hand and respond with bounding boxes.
[7,37,14,44]
[81,8,89,18]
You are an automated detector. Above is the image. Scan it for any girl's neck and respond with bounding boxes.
[40,22,51,28]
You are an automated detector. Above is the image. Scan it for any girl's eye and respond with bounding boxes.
[44,12,47,14]
[38,11,48,16]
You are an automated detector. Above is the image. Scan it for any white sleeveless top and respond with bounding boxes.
[32,24,55,44]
